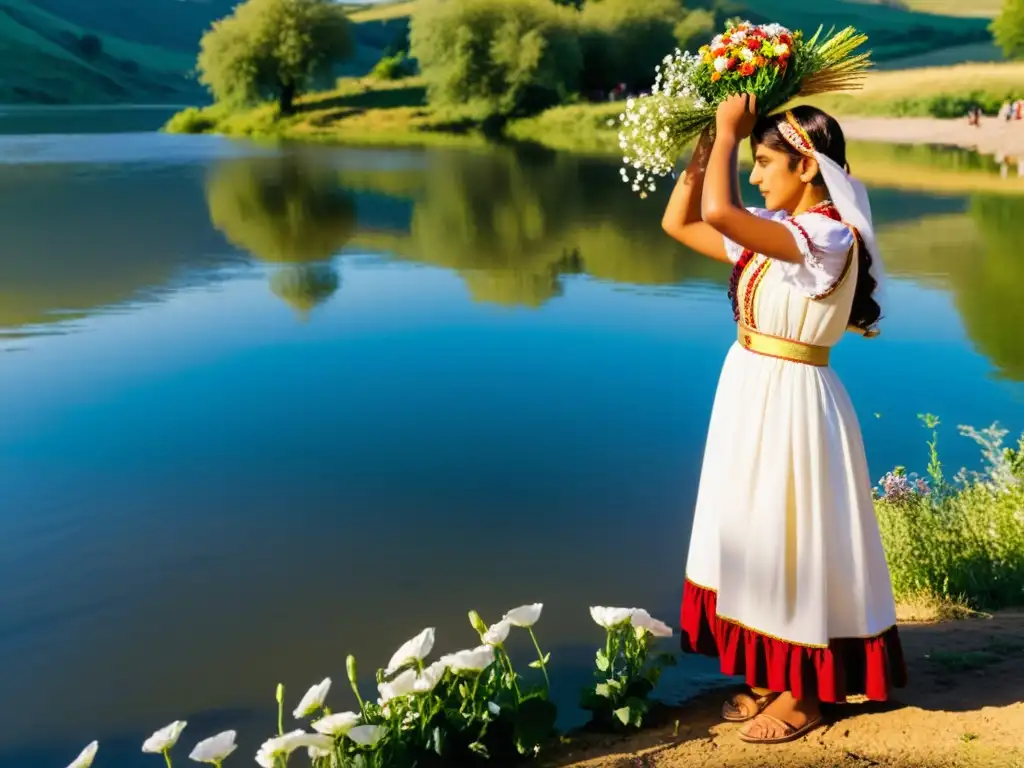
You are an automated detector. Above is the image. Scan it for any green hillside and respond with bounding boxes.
[0,0,201,104]
[0,0,1005,105]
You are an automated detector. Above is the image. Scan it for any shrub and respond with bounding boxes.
[163,107,219,134]
[876,414,1024,610]
[371,52,415,81]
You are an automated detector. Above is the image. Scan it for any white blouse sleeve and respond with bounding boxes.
[722,207,781,264]
[777,212,855,298]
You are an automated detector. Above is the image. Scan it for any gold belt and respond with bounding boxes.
[737,325,830,367]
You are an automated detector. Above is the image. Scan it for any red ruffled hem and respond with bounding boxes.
[680,579,908,703]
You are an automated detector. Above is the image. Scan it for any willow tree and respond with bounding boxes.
[197,0,353,114]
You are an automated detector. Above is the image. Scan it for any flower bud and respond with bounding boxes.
[275,683,284,705]
[468,610,487,636]
[346,654,358,687]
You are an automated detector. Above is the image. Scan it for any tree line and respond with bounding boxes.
[194,0,715,116]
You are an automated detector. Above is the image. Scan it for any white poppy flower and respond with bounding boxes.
[308,744,332,760]
[739,47,754,62]
[256,731,332,768]
[142,721,187,753]
[189,730,237,764]
[385,628,435,674]
[589,606,635,628]
[502,604,543,628]
[483,620,511,645]
[293,677,331,718]
[66,741,98,768]
[347,724,388,748]
[413,661,447,693]
[378,668,417,702]
[773,43,790,56]
[442,645,495,674]
[630,609,674,638]
[312,711,360,737]
[713,57,729,74]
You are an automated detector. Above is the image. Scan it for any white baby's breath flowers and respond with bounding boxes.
[188,730,237,764]
[293,677,331,719]
[142,721,187,754]
[66,741,98,768]
[618,48,704,198]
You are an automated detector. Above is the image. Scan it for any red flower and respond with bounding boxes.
[722,35,732,44]
[712,46,727,58]
[780,33,792,45]
[746,38,762,51]
[739,62,755,77]
[726,57,738,71]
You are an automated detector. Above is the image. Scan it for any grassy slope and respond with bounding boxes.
[0,0,199,104]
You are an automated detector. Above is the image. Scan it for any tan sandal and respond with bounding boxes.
[738,713,824,744]
[721,691,781,723]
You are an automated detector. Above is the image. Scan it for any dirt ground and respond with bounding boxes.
[549,612,1024,768]
[841,116,1024,163]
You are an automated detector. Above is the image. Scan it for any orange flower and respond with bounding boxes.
[739,62,755,77]
[754,56,766,67]
[711,72,722,82]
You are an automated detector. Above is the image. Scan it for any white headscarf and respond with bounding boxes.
[776,111,886,331]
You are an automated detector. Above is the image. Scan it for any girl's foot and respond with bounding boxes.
[721,689,780,722]
[738,692,823,744]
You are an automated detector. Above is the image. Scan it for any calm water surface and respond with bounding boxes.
[1,108,1022,767]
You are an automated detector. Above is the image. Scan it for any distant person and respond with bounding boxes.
[999,101,1012,122]
[1015,100,1023,121]
[663,97,906,744]
[966,105,981,127]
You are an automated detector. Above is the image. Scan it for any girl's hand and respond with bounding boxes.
[715,94,758,141]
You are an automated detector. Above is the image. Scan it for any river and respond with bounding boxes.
[0,107,1021,767]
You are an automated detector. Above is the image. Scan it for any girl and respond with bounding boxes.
[662,95,907,744]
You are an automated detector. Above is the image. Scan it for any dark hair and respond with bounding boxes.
[751,105,881,334]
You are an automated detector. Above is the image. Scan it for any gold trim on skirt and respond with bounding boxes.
[738,325,831,367]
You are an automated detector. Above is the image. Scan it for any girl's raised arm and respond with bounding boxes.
[701,95,806,265]
[660,130,732,264]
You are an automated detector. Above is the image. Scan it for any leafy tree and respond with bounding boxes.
[409,0,582,117]
[992,0,1024,59]
[197,0,353,114]
[578,0,685,93]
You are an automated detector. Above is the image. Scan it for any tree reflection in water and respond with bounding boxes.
[204,154,356,317]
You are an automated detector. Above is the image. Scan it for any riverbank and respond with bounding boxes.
[548,611,1024,768]
[842,116,1024,163]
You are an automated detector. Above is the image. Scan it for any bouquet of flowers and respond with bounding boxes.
[618,20,871,197]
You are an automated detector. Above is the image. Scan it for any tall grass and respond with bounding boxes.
[876,415,1024,611]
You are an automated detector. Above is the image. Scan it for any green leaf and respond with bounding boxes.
[429,725,445,757]
[594,682,612,698]
[468,742,490,759]
[528,652,551,669]
[613,706,631,726]
[595,649,610,672]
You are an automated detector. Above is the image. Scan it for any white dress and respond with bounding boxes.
[679,207,907,703]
